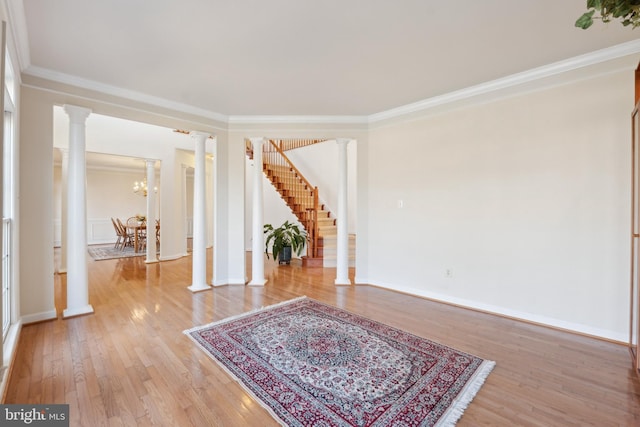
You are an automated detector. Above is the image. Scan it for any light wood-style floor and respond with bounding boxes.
[5,249,640,426]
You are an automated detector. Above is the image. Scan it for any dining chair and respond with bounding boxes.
[126,217,146,252]
[117,218,134,249]
[111,218,123,249]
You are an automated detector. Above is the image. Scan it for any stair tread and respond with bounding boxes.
[261,154,355,264]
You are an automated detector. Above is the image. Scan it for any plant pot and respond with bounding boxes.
[278,246,292,265]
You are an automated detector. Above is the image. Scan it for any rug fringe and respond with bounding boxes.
[183,296,310,427]
[435,359,496,427]
[184,297,494,427]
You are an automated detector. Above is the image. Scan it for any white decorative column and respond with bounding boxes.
[248,137,266,286]
[145,159,158,264]
[335,138,352,285]
[181,165,189,256]
[62,105,94,318]
[188,131,211,292]
[59,148,69,274]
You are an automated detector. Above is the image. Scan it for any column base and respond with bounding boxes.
[335,278,352,286]
[248,279,267,287]
[145,258,159,264]
[212,280,228,287]
[188,283,211,293]
[63,304,94,319]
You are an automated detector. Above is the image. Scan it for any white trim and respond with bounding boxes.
[21,309,57,324]
[14,40,640,126]
[370,280,627,343]
[62,304,94,319]
[4,0,30,72]
[187,284,211,293]
[211,280,228,287]
[23,65,229,123]
[368,39,640,123]
[228,115,368,125]
[158,254,185,261]
[247,279,266,287]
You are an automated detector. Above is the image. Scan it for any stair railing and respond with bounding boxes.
[263,140,320,258]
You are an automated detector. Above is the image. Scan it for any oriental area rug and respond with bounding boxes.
[87,244,146,260]
[185,297,495,426]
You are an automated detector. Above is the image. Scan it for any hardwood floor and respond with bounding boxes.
[5,249,640,426]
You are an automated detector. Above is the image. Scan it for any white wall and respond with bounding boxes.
[19,86,56,323]
[367,65,634,341]
[244,157,306,253]
[287,140,357,233]
[15,29,636,343]
[244,140,358,255]
[53,165,158,245]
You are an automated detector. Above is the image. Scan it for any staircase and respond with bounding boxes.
[247,139,354,267]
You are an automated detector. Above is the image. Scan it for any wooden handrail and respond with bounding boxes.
[265,140,315,192]
[276,138,328,152]
[244,137,329,259]
[263,139,320,258]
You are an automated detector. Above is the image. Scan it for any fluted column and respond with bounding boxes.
[59,148,69,274]
[335,138,352,285]
[188,131,211,292]
[145,159,158,264]
[62,104,94,318]
[248,137,266,286]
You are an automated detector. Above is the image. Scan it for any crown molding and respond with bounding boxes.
[23,65,229,123]
[227,115,368,125]
[15,33,640,127]
[368,39,640,123]
[5,0,31,72]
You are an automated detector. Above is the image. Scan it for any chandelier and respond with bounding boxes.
[133,178,157,197]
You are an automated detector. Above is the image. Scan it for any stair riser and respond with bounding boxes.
[261,154,356,265]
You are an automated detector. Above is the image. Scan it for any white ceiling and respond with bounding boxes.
[13,0,640,118]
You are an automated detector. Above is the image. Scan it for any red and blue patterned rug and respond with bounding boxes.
[185,297,495,426]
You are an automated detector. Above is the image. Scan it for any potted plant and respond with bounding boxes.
[575,0,640,29]
[264,221,307,264]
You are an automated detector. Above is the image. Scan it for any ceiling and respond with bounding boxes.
[13,0,640,118]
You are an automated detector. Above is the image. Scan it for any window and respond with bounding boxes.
[2,50,15,340]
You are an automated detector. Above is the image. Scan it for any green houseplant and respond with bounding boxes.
[264,221,307,264]
[576,0,640,29]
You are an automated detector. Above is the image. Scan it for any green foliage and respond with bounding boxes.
[576,0,640,29]
[264,221,307,261]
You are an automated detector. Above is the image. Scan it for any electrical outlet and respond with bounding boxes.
[445,268,453,278]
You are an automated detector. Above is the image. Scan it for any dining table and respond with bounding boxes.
[126,220,160,253]
[127,222,147,253]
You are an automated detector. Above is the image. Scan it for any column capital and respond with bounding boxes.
[63,104,91,124]
[249,137,266,148]
[190,131,210,142]
[145,159,157,167]
[336,138,352,146]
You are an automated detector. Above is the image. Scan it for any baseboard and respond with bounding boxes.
[21,310,58,325]
[158,253,185,261]
[368,280,627,343]
[212,279,247,287]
